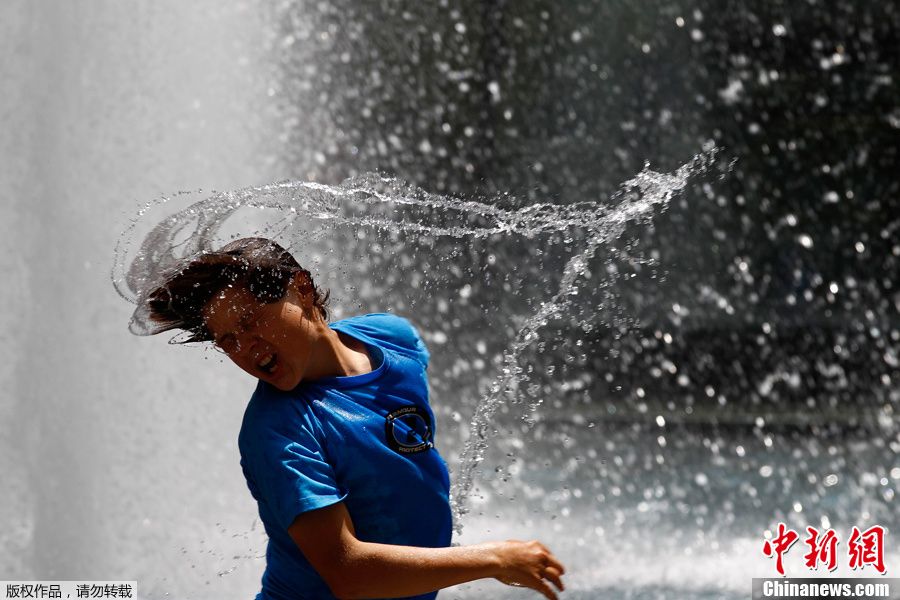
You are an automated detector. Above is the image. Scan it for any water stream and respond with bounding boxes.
[112,147,719,540]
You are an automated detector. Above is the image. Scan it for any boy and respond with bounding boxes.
[142,237,566,599]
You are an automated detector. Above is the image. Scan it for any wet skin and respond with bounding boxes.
[201,273,373,391]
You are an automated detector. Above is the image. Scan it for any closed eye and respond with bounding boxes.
[213,308,264,354]
[216,333,239,353]
[240,309,264,330]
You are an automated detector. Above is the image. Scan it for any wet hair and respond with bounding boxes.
[145,237,330,344]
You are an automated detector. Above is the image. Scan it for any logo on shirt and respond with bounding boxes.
[385,405,434,454]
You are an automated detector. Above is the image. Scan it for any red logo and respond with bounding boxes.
[848,526,886,574]
[763,523,887,576]
[763,523,799,576]
[803,526,839,572]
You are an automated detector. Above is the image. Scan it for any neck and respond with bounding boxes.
[303,324,373,380]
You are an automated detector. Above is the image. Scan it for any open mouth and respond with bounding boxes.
[257,352,278,375]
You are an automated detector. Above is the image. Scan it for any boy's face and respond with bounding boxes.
[200,277,317,391]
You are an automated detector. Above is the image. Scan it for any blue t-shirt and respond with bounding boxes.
[238,313,453,600]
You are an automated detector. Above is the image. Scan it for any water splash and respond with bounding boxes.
[448,149,719,530]
[112,146,720,540]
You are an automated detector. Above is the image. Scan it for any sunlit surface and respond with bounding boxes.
[2,1,897,599]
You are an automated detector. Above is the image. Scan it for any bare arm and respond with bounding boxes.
[287,501,566,600]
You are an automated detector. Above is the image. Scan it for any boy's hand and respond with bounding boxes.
[492,539,567,599]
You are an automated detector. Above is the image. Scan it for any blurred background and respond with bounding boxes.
[1,1,898,598]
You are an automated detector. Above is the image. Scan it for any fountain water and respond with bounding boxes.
[4,1,897,597]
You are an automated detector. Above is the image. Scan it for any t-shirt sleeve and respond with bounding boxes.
[406,319,431,370]
[240,406,347,531]
[349,313,430,370]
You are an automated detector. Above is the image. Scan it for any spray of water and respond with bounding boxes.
[448,149,720,530]
[112,146,720,543]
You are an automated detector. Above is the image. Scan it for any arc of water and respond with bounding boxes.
[112,147,720,539]
[111,172,664,308]
[446,151,719,532]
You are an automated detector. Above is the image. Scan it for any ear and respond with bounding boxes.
[287,271,317,315]
[289,270,314,296]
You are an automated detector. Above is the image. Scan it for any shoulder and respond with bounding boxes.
[331,313,430,369]
[336,313,421,342]
[238,381,322,452]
